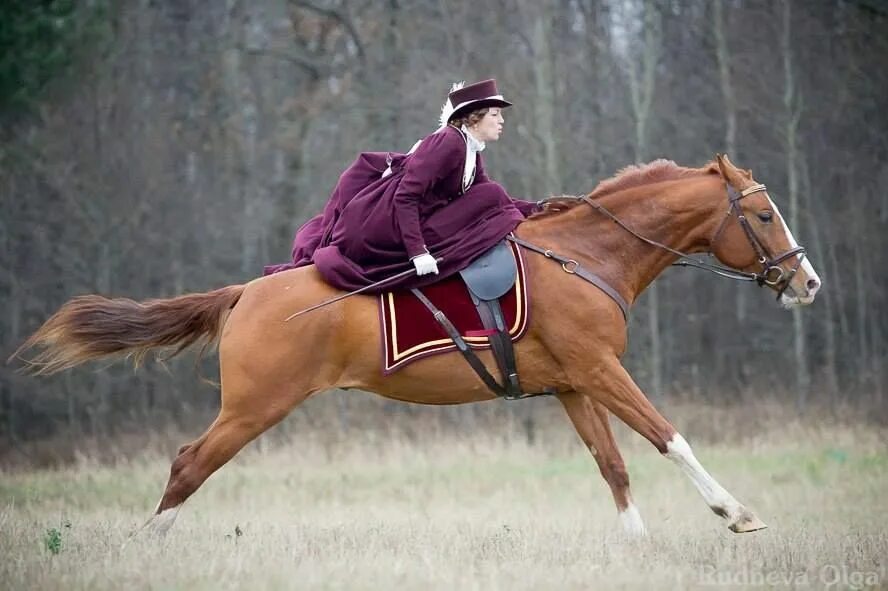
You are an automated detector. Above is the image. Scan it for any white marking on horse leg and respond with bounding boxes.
[123,504,182,548]
[619,502,647,537]
[665,433,745,523]
[144,506,181,536]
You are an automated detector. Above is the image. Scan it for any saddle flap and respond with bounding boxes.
[459,240,517,301]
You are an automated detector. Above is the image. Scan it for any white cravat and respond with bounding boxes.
[461,125,485,190]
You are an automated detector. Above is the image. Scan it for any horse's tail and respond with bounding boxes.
[9,284,246,375]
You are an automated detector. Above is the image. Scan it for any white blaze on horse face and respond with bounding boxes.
[665,434,745,524]
[765,195,821,305]
[619,502,647,537]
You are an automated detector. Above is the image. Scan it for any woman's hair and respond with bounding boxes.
[448,107,488,130]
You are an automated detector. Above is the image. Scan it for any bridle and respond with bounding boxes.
[570,181,807,299]
[707,183,807,298]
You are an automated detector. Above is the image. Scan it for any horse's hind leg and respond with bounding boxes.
[558,392,646,537]
[141,389,296,535]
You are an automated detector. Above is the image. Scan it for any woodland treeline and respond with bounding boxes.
[1,0,887,449]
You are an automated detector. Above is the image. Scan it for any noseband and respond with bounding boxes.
[573,182,807,299]
[708,183,807,298]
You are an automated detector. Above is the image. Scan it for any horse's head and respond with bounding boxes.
[709,154,821,308]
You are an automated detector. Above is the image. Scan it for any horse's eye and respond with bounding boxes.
[757,211,773,223]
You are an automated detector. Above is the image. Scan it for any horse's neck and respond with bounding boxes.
[543,176,724,303]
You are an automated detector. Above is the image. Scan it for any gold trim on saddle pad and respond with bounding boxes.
[379,242,529,373]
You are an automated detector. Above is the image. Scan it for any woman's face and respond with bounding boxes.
[470,108,504,142]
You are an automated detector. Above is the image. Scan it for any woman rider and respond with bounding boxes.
[264,79,538,291]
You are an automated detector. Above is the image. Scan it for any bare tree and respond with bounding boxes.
[781,0,810,403]
[3,0,888,449]
[622,0,664,398]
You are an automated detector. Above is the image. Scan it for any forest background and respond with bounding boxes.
[1,0,886,464]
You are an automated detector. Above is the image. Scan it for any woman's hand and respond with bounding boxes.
[412,253,439,276]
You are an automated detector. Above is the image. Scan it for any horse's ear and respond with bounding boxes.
[716,153,741,185]
[715,153,729,178]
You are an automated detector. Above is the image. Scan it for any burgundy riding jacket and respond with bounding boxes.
[263,125,538,291]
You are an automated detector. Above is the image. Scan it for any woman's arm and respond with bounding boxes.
[511,198,540,217]
[392,130,463,258]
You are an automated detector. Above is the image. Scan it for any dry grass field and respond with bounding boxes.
[2,400,887,590]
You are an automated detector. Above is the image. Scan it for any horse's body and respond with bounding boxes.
[15,155,821,538]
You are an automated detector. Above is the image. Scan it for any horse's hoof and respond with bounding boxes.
[728,510,768,533]
[619,504,648,538]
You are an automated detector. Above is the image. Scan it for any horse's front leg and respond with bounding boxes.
[558,391,646,536]
[571,358,767,533]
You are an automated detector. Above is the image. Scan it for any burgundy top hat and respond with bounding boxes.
[439,79,513,126]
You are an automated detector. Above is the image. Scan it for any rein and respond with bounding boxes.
[527,182,807,302]
[578,193,761,284]
[285,182,807,322]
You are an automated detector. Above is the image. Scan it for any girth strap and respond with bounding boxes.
[409,288,554,401]
[470,295,523,398]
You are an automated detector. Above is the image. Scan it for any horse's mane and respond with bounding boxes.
[531,159,721,220]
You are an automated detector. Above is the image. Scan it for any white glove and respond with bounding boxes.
[412,253,439,276]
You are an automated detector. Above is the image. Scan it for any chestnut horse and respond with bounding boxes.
[14,155,821,537]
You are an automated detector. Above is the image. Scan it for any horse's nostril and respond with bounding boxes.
[807,278,820,291]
